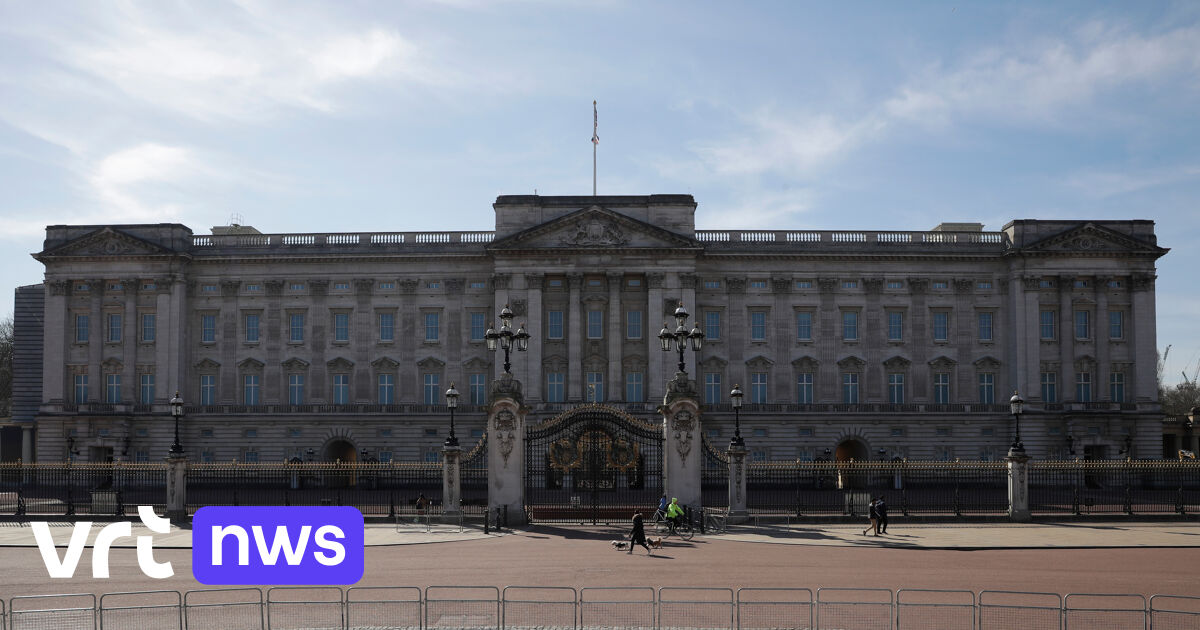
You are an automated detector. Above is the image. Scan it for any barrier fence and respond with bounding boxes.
[0,586,1195,629]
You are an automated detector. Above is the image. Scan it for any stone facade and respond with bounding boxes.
[18,196,1167,464]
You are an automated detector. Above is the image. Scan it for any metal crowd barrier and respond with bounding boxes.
[0,586,1186,629]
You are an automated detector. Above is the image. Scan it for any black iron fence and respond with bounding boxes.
[185,462,443,517]
[702,438,730,508]
[745,461,1009,516]
[461,436,488,508]
[1030,460,1200,515]
[2,586,1195,629]
[0,462,166,516]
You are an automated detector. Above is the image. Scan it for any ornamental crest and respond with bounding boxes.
[494,409,518,467]
[559,218,627,247]
[607,438,640,472]
[548,438,582,471]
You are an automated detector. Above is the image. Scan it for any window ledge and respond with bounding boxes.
[377,340,395,345]
[331,341,350,346]
[243,341,261,347]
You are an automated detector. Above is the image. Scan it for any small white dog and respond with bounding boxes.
[610,540,630,550]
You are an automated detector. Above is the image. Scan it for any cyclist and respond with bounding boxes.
[654,494,668,520]
[665,497,685,529]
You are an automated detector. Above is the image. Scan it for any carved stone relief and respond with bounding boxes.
[672,409,695,465]
[559,218,628,246]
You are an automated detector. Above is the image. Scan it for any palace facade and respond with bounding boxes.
[12,195,1168,463]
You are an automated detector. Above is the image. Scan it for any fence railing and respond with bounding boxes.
[745,460,1010,516]
[0,462,167,517]
[1,586,1192,629]
[1030,460,1200,515]
[185,461,444,517]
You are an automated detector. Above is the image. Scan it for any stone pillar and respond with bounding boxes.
[21,426,33,463]
[1131,274,1158,401]
[726,443,748,522]
[1006,450,1031,522]
[607,273,622,401]
[567,274,583,401]
[647,274,666,399]
[661,372,702,508]
[488,373,528,525]
[442,444,462,518]
[165,453,188,523]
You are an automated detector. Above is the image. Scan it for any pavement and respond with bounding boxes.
[2,518,1197,549]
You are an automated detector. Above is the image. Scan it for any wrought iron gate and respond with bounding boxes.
[525,405,663,524]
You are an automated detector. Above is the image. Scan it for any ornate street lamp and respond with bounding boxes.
[658,303,704,374]
[729,384,745,448]
[485,304,529,374]
[169,391,185,456]
[445,382,460,447]
[1009,390,1025,454]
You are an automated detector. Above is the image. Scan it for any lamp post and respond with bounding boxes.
[485,304,529,374]
[1009,390,1025,454]
[169,391,184,456]
[445,383,460,447]
[658,303,704,374]
[729,384,744,448]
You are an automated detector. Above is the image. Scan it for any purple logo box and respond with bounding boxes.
[192,506,364,585]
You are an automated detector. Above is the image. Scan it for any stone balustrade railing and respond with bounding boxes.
[187,229,1009,252]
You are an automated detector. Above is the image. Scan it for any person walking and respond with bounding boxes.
[862,497,879,536]
[876,495,889,534]
[628,513,652,555]
[415,493,430,525]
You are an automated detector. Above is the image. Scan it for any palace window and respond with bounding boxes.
[377,374,394,405]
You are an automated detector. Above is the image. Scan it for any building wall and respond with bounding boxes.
[24,199,1167,463]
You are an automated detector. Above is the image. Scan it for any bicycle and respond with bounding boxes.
[653,511,694,541]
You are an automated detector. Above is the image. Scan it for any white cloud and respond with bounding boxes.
[1062,165,1200,199]
[45,4,431,121]
[690,23,1200,181]
[884,25,1200,124]
[695,189,816,230]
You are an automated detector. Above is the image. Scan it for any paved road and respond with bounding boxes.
[2,523,1198,600]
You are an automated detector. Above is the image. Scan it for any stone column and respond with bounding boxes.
[524,273,544,402]
[442,444,462,518]
[661,372,702,508]
[1131,274,1157,402]
[22,426,33,463]
[681,274,697,377]
[165,452,188,523]
[647,273,666,399]
[1095,278,1111,400]
[1058,276,1075,401]
[1006,450,1031,522]
[607,273,622,401]
[488,373,528,525]
[567,274,583,401]
[726,443,748,522]
[43,280,69,404]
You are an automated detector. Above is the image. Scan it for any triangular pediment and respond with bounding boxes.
[488,206,699,251]
[1019,223,1166,256]
[37,227,177,260]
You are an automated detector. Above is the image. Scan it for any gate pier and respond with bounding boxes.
[488,373,529,526]
[661,372,702,509]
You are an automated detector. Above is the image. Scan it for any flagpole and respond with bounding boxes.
[592,100,598,196]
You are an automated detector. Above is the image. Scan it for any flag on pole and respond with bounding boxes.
[592,100,599,145]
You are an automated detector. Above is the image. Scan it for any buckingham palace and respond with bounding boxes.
[10,194,1168,464]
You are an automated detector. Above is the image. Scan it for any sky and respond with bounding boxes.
[0,1,1198,385]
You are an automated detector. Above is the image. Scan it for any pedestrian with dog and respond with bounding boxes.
[628,513,652,555]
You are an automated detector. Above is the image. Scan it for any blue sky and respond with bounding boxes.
[1,1,1198,385]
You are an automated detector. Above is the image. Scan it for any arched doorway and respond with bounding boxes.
[323,439,357,463]
[834,438,870,491]
[835,439,869,462]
